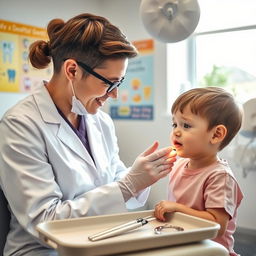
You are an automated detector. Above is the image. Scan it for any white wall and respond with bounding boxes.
[1,0,255,230]
[0,0,101,116]
[0,0,101,26]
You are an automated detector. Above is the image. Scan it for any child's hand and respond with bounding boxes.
[154,200,178,221]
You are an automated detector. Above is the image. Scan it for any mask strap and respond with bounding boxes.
[70,80,76,97]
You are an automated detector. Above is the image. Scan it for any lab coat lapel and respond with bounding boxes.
[86,115,108,172]
[57,121,95,168]
[33,83,95,168]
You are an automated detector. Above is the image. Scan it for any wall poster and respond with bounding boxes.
[0,19,52,93]
[109,39,154,120]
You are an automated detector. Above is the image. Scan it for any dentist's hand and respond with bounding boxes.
[119,142,177,199]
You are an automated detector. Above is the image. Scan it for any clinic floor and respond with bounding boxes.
[233,229,256,256]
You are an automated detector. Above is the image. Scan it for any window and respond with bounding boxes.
[194,27,256,104]
[167,0,256,106]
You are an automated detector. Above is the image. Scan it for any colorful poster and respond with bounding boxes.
[109,39,154,120]
[0,20,52,93]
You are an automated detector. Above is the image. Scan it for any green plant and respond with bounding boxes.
[200,65,229,87]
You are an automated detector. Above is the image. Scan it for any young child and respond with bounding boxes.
[154,87,243,256]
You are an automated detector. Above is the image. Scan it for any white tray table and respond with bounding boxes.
[37,210,225,256]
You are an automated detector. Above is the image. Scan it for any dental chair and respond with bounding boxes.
[0,189,10,256]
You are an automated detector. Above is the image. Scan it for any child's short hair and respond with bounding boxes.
[171,87,243,150]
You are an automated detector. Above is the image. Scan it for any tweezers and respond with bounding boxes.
[88,215,156,241]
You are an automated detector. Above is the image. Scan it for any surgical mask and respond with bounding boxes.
[70,81,89,116]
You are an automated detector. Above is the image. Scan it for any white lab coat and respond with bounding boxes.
[0,83,149,256]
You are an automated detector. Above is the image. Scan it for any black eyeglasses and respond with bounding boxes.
[76,61,124,93]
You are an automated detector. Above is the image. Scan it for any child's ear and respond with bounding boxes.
[211,125,227,145]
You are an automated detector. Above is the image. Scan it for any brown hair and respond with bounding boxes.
[171,87,243,150]
[29,13,138,73]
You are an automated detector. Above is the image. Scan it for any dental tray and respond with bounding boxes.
[36,210,220,256]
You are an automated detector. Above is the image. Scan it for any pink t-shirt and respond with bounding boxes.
[168,157,243,256]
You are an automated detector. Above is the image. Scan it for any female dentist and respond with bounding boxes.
[0,13,176,256]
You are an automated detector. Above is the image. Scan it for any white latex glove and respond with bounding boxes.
[119,142,177,200]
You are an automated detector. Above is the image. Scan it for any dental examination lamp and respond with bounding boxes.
[239,98,256,177]
[140,0,200,43]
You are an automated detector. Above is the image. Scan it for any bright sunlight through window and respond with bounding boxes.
[167,0,256,108]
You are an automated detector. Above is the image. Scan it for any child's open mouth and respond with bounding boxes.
[173,140,182,148]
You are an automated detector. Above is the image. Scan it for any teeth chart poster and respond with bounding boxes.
[109,39,154,120]
[0,20,52,93]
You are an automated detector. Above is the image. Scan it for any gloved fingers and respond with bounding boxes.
[146,146,173,162]
[140,141,159,157]
[146,163,173,182]
[168,156,177,163]
[148,168,172,184]
[158,164,174,175]
[154,148,177,165]
[158,167,172,179]
[152,162,175,177]
[151,154,176,168]
[169,148,177,158]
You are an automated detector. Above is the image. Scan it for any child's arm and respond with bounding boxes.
[154,200,229,237]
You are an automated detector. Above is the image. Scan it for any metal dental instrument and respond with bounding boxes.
[88,216,156,241]
[154,224,184,235]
